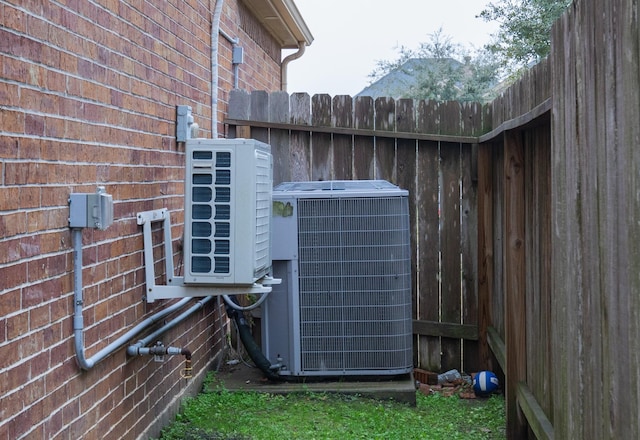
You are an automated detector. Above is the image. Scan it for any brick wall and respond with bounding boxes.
[0,0,284,438]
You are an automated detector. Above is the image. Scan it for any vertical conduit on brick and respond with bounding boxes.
[211,0,224,138]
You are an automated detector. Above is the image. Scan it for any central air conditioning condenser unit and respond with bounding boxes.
[262,180,413,377]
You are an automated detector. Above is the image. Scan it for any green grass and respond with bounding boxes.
[156,373,505,440]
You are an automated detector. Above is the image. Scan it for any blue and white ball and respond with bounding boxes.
[473,371,499,396]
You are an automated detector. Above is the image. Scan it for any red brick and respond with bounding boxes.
[0,108,24,133]
[30,350,50,378]
[39,231,65,254]
[24,112,45,135]
[61,399,80,427]
[41,186,71,207]
[0,265,27,293]
[50,295,71,323]
[0,80,19,107]
[44,408,64,437]
[8,365,39,398]
[30,303,51,330]
[27,209,68,233]
[6,311,28,339]
[21,284,44,309]
[0,211,27,237]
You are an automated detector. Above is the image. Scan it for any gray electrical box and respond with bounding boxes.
[232,46,244,64]
[69,187,114,230]
[176,105,194,142]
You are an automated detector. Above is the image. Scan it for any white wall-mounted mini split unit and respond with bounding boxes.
[183,138,273,286]
[136,138,276,302]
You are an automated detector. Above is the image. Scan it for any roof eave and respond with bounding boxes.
[243,0,314,48]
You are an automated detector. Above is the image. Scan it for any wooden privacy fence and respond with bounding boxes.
[227,90,486,374]
[478,0,640,438]
[225,1,640,436]
[477,58,553,439]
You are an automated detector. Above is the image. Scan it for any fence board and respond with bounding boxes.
[311,94,332,181]
[492,144,505,340]
[600,4,634,437]
[439,100,463,371]
[440,142,462,371]
[249,91,269,143]
[416,99,444,371]
[504,129,527,438]
[395,101,418,362]
[289,93,311,182]
[269,91,291,184]
[353,96,375,179]
[332,95,353,180]
[461,143,478,372]
[621,2,640,438]
[551,8,576,438]
[477,143,494,371]
[524,127,553,422]
[374,97,396,181]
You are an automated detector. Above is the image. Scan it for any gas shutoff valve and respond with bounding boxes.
[69,186,114,230]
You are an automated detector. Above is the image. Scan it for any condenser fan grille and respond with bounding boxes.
[296,196,413,372]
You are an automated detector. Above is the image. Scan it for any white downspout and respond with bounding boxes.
[281,42,306,91]
[211,0,224,138]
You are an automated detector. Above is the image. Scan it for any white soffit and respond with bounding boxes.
[243,0,313,48]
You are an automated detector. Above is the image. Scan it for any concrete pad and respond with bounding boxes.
[210,362,417,406]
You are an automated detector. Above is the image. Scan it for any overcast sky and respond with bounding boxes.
[285,0,500,96]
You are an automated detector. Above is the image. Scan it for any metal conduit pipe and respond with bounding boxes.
[72,228,194,370]
[218,28,241,89]
[210,0,224,138]
[126,296,213,356]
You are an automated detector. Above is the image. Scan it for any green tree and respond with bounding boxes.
[367,28,501,102]
[479,0,573,72]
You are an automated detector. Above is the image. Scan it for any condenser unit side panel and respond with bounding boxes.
[264,195,302,375]
[262,260,301,375]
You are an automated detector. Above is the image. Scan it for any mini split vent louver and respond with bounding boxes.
[262,180,413,377]
[183,139,272,285]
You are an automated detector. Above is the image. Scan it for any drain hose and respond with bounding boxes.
[225,296,282,381]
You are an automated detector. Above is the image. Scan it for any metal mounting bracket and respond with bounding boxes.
[137,208,274,303]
